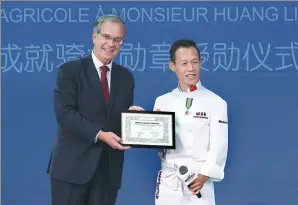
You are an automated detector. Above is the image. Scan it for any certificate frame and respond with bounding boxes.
[121,110,175,149]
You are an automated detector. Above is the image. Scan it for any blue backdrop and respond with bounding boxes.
[1,1,298,205]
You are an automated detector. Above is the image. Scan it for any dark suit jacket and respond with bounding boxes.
[47,54,134,189]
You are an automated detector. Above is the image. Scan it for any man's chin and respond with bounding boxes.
[103,53,117,60]
[101,55,114,64]
[187,80,199,86]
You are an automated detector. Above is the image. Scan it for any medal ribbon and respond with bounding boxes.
[185,98,193,110]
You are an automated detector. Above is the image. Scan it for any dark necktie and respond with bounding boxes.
[101,65,109,104]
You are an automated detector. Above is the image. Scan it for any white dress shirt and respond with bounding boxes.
[91,50,112,91]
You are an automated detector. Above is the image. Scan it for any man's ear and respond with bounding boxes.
[92,32,98,41]
[169,61,176,72]
[198,60,202,72]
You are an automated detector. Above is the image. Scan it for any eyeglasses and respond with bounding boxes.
[98,32,123,45]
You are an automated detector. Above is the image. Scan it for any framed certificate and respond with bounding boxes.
[121,110,175,149]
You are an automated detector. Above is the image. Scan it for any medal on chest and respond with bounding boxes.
[185,97,193,115]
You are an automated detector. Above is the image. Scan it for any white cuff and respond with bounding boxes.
[200,161,224,182]
[94,130,102,144]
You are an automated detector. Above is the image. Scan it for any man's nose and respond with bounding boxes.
[107,39,115,46]
[187,64,195,71]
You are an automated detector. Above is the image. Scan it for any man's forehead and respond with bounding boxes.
[100,21,125,37]
[101,21,124,30]
[176,47,199,59]
[176,54,199,61]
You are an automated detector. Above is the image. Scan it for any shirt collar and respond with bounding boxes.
[178,81,202,92]
[91,50,113,72]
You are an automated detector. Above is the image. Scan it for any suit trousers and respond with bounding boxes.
[50,145,118,205]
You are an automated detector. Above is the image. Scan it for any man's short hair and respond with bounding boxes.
[93,14,126,34]
[169,39,201,63]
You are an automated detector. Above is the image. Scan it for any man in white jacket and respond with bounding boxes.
[153,39,228,205]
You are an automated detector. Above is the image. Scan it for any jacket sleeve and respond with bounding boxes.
[199,99,229,182]
[153,98,159,111]
[54,64,103,144]
[153,96,163,111]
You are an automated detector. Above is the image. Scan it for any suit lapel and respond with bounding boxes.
[83,55,107,110]
[108,63,121,113]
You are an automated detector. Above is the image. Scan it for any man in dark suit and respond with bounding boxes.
[47,14,143,205]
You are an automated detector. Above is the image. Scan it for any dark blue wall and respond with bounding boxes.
[2,2,298,205]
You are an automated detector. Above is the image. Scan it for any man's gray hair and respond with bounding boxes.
[93,14,126,34]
